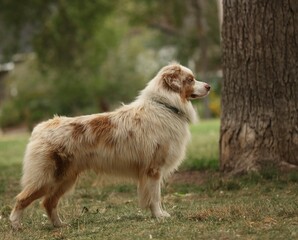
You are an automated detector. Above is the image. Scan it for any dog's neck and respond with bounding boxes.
[152,100,191,123]
[137,80,198,124]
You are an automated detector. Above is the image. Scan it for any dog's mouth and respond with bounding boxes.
[189,92,209,100]
[190,94,200,99]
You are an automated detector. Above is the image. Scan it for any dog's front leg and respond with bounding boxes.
[138,169,170,218]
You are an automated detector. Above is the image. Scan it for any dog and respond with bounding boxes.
[10,62,210,229]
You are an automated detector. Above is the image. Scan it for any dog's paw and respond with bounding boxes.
[53,220,69,228]
[152,210,171,219]
[10,220,22,231]
[10,213,22,230]
[50,215,70,228]
[161,210,170,218]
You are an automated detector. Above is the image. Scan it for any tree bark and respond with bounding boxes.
[220,0,298,174]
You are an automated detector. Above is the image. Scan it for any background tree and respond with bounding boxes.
[127,0,221,118]
[0,0,124,127]
[220,0,298,174]
[128,0,220,68]
[0,0,222,129]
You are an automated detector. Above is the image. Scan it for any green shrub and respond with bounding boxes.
[0,100,22,128]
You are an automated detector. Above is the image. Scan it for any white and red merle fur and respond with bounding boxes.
[10,62,210,229]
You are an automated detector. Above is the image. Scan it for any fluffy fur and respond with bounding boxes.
[10,62,210,229]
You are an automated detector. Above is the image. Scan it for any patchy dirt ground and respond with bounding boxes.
[168,170,216,185]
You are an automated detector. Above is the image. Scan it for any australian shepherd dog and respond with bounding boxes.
[10,62,210,229]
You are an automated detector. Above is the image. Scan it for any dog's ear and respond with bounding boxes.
[162,65,182,92]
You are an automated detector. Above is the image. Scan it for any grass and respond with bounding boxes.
[0,120,298,239]
[182,119,220,171]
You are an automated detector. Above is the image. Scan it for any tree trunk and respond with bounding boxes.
[220,0,298,174]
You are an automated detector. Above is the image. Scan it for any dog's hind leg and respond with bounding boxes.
[42,176,77,227]
[10,186,48,230]
[138,169,170,218]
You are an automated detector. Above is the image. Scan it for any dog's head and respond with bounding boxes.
[160,63,210,101]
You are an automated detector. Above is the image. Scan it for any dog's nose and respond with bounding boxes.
[204,84,211,91]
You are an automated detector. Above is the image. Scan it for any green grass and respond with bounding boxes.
[182,119,220,171]
[0,121,298,239]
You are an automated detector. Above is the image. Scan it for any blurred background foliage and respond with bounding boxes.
[0,0,222,130]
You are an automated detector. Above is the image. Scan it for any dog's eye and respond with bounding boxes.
[187,77,194,83]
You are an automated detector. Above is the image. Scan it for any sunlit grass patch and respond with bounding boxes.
[0,133,28,166]
[182,119,220,171]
